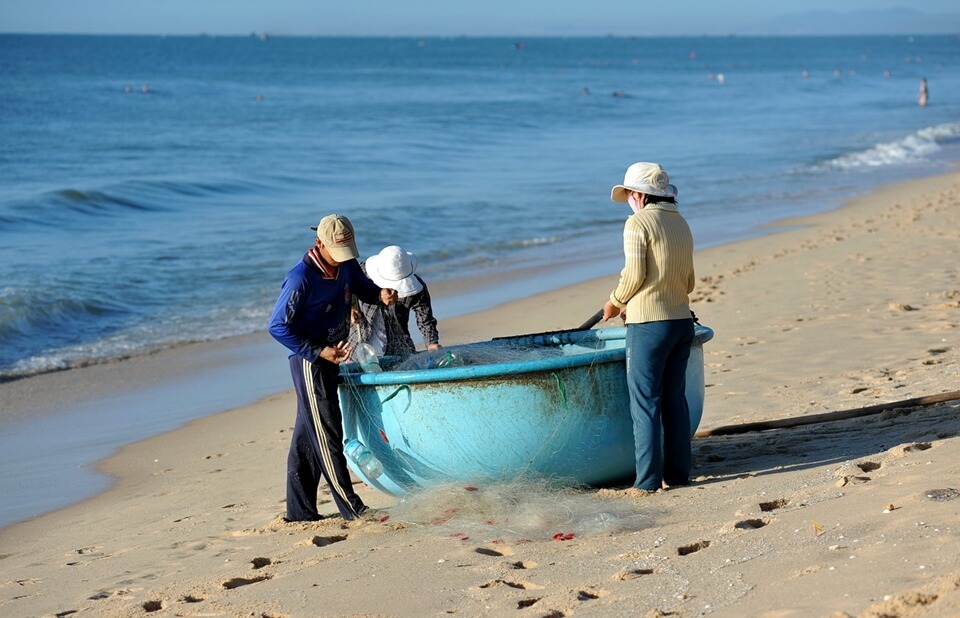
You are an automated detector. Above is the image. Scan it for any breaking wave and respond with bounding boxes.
[819,122,960,170]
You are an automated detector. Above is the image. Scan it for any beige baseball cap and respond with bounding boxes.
[610,162,678,202]
[311,214,359,262]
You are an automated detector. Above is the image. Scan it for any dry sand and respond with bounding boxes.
[1,170,959,617]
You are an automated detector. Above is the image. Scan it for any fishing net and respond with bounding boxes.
[387,479,653,542]
[386,340,566,372]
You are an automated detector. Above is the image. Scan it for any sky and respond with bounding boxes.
[2,0,960,36]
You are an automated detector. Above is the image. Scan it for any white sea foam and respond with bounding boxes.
[822,122,960,170]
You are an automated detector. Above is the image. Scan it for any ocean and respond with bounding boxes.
[2,34,959,380]
[1,33,959,527]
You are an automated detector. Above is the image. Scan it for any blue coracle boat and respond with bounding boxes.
[339,325,714,495]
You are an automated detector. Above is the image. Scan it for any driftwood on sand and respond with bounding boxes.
[695,390,960,437]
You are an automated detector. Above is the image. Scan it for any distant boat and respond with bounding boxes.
[339,325,713,494]
[260,33,269,41]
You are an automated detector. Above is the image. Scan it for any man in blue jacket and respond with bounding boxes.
[269,214,397,521]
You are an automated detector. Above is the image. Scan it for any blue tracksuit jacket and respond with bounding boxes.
[268,254,382,362]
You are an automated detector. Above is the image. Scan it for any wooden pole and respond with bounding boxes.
[577,309,604,331]
[695,390,960,438]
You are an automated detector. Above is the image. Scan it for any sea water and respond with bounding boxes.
[1,34,960,528]
[2,33,959,379]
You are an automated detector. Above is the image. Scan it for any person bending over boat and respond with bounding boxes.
[349,245,441,357]
[268,214,397,522]
[602,162,696,492]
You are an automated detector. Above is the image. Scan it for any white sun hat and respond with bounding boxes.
[610,162,678,202]
[365,245,423,298]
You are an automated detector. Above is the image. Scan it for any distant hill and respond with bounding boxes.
[738,8,960,36]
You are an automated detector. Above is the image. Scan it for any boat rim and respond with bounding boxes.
[340,325,713,386]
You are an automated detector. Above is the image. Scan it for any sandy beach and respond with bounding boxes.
[2,168,959,617]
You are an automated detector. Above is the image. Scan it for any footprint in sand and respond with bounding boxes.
[615,566,664,580]
[888,302,918,312]
[142,600,163,612]
[734,518,769,530]
[890,442,933,456]
[478,578,543,591]
[310,535,347,547]
[65,546,109,566]
[88,588,134,601]
[474,546,536,576]
[836,475,871,487]
[758,498,790,512]
[577,587,609,601]
[222,574,272,589]
[677,540,710,556]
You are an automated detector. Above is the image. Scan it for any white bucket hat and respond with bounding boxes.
[610,162,678,202]
[365,245,423,298]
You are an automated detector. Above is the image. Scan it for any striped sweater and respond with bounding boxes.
[609,202,695,324]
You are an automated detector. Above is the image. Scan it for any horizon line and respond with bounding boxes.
[3,31,958,38]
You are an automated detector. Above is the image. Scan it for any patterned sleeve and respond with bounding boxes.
[348,298,381,347]
[411,277,440,346]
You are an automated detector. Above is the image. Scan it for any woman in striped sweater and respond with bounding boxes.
[602,162,696,492]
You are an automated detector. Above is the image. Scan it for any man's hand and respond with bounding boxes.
[320,340,353,364]
[427,343,441,351]
[380,288,398,306]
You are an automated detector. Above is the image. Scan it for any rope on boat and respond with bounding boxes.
[550,372,568,409]
[695,390,960,438]
[379,385,410,405]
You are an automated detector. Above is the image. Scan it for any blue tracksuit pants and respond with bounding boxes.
[286,355,367,521]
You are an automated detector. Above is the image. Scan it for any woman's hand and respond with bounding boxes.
[602,300,623,322]
[380,288,398,306]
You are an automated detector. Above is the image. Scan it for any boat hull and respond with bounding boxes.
[339,325,713,495]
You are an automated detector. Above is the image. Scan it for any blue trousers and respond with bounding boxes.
[286,355,367,521]
[626,319,695,490]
